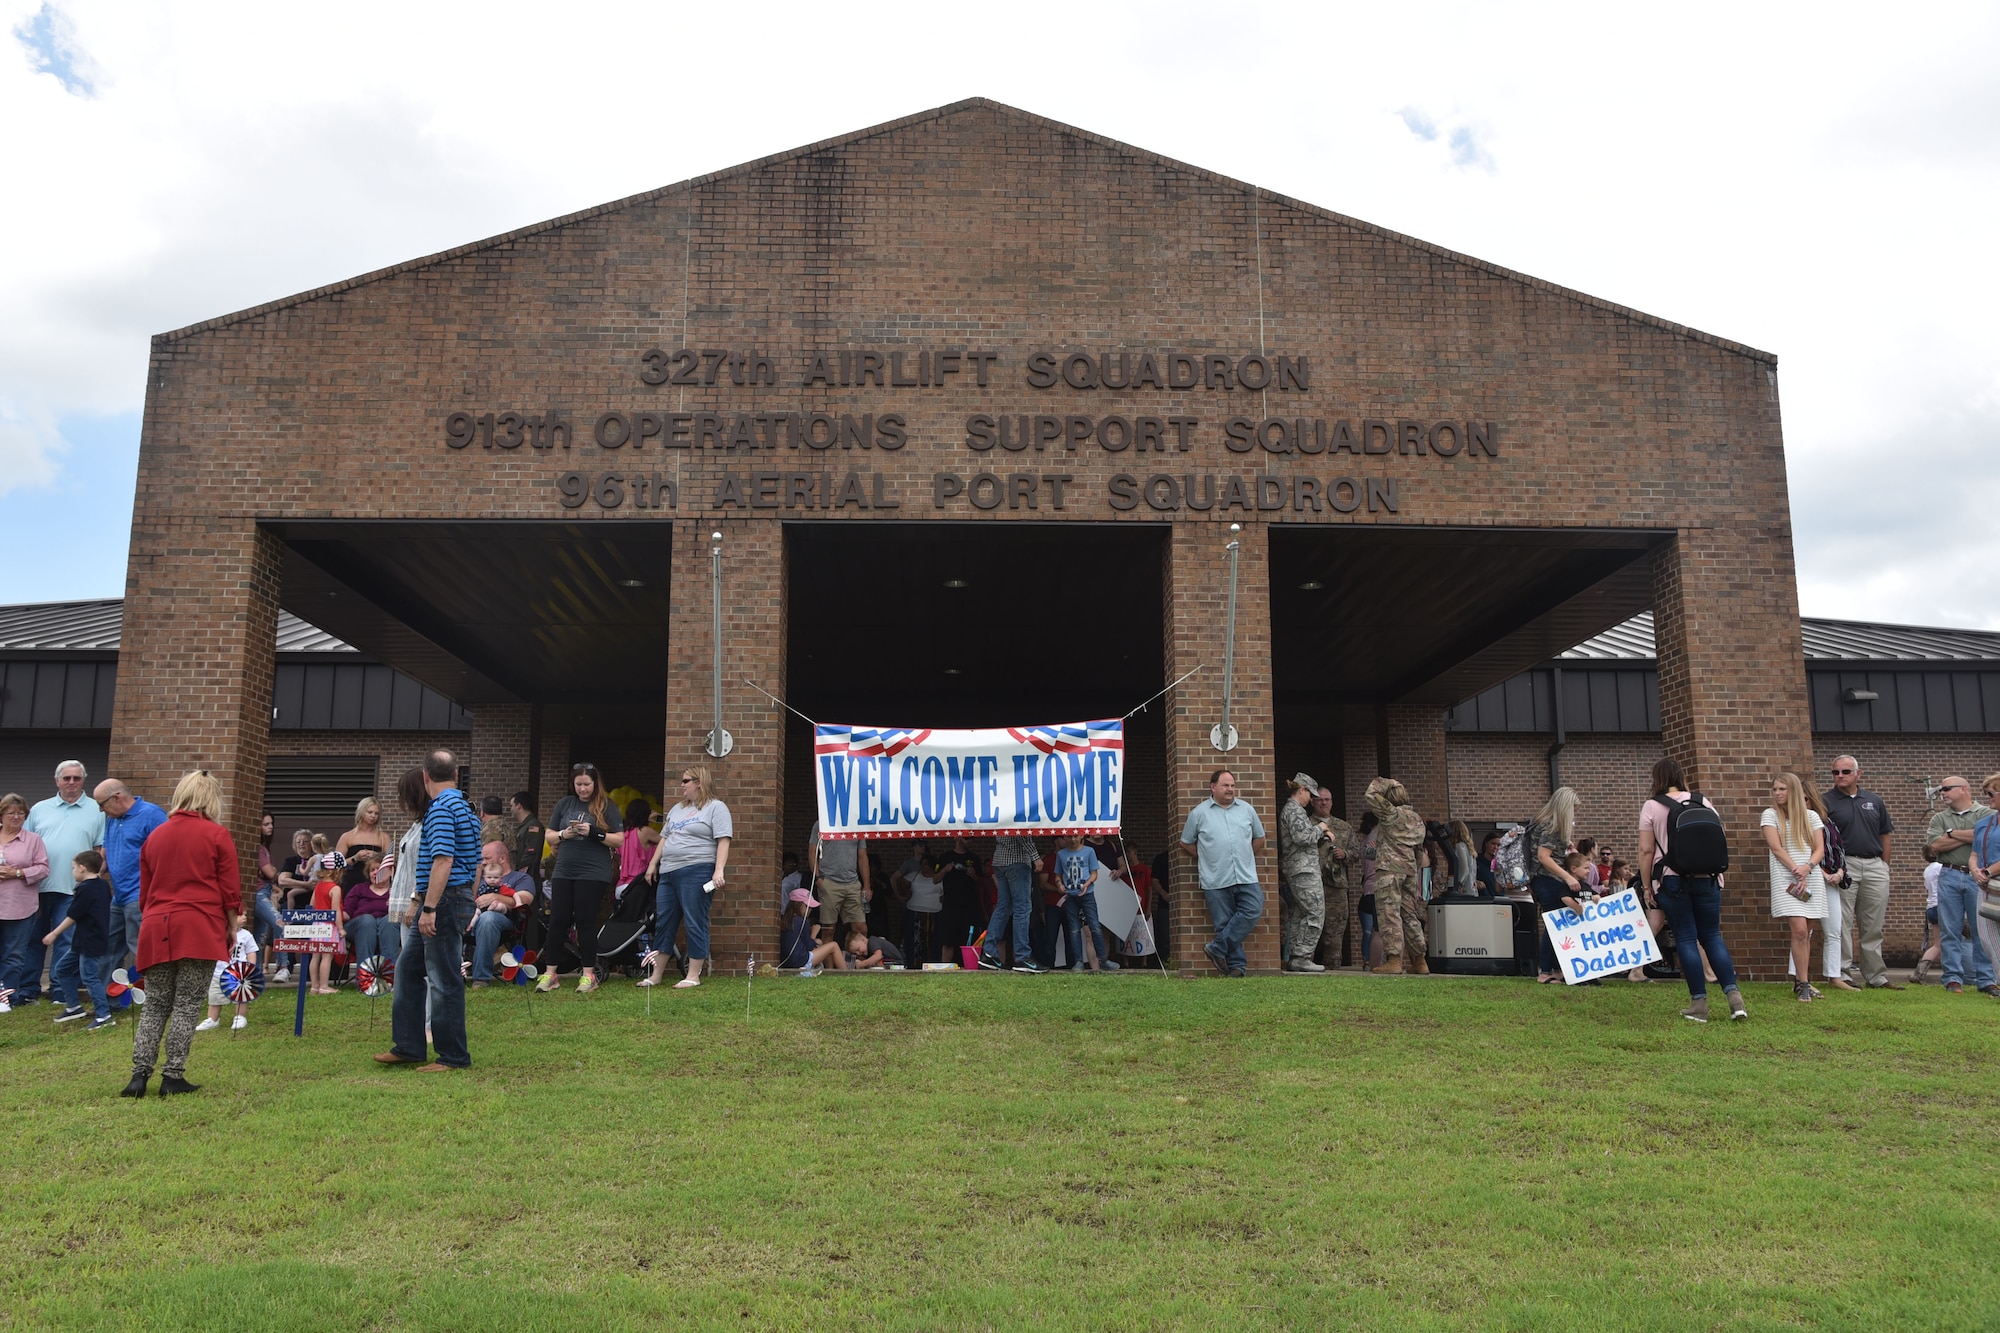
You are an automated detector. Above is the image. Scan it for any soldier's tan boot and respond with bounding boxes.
[1408,954,1431,975]
[1369,953,1404,975]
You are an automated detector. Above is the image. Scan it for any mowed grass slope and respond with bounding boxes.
[1,971,1995,1331]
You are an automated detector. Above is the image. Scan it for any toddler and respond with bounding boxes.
[1055,835,1117,972]
[198,921,260,1031]
[308,837,345,995]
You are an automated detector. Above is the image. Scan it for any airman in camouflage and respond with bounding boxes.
[1364,776,1429,974]
[1278,772,1329,972]
[1312,787,1362,968]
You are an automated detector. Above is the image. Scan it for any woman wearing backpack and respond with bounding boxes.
[1763,771,1829,1003]
[1638,758,1746,1022]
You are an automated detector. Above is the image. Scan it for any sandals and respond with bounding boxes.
[672,977,701,989]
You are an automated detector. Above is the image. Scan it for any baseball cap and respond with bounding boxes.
[787,886,819,908]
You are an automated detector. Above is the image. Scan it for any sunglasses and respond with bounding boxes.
[1832,768,1855,775]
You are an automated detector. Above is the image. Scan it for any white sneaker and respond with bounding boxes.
[231,1014,247,1030]
[797,964,819,978]
[195,1017,221,1032]
[271,969,291,984]
[0,1001,11,1014]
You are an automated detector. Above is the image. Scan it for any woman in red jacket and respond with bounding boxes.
[124,771,240,1098]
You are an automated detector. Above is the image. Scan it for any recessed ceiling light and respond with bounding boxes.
[943,578,969,589]
[1299,580,1325,591]
[618,578,645,588]
[943,667,962,675]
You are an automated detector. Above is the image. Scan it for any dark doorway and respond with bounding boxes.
[780,521,1169,868]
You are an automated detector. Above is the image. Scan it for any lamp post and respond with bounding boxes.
[1211,523,1241,752]
[707,529,733,758]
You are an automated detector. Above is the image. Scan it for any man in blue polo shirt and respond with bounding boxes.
[376,749,482,1071]
[1179,768,1267,977]
[93,779,167,973]
[24,761,104,1007]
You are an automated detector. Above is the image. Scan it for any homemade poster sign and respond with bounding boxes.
[280,909,340,1036]
[814,721,1122,839]
[1540,888,1662,984]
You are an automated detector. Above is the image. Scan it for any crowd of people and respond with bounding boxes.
[6,746,1994,1091]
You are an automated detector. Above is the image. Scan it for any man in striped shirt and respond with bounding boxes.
[375,749,484,1071]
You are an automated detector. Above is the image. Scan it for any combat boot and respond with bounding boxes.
[1408,954,1431,975]
[1369,953,1404,975]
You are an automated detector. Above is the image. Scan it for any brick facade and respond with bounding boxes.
[110,100,1810,970]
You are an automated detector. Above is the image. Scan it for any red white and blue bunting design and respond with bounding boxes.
[814,719,1122,840]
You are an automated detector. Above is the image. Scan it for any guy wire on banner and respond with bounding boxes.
[743,666,1203,976]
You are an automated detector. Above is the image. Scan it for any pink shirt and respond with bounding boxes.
[1640,793,1718,880]
[0,828,48,920]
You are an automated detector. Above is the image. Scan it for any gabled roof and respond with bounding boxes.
[0,599,355,654]
[1559,612,2000,665]
[151,98,1775,365]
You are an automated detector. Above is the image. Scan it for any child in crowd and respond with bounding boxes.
[1560,853,1594,912]
[844,928,904,970]
[1056,835,1117,972]
[1913,851,1944,984]
[778,888,846,977]
[309,838,345,995]
[198,919,260,1032]
[1574,840,1600,888]
[1606,860,1633,891]
[44,850,117,1029]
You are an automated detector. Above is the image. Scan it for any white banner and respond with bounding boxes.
[1541,888,1662,983]
[813,720,1123,840]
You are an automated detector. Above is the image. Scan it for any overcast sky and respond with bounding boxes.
[3,1,1996,628]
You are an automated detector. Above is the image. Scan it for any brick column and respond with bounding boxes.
[1653,531,1815,978]
[663,520,786,972]
[108,519,282,910]
[535,728,571,821]
[1384,704,1451,818]
[467,704,532,810]
[1163,521,1278,974]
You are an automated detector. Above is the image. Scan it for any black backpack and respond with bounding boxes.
[1660,794,1729,878]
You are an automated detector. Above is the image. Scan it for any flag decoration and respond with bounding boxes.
[814,719,1124,840]
[356,955,393,997]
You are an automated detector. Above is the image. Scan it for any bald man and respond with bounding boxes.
[94,779,166,972]
[1821,756,1897,988]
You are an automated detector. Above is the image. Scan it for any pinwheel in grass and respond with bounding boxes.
[356,956,393,997]
[109,969,145,1007]
[220,960,263,1003]
[500,946,539,985]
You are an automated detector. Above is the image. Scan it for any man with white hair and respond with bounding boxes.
[24,761,105,1010]
[1822,755,1899,989]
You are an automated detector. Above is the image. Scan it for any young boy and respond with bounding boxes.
[1055,835,1118,972]
[1560,852,1595,913]
[44,850,117,1030]
[198,918,260,1032]
[843,928,904,970]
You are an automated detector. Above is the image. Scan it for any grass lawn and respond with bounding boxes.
[1,968,1996,1331]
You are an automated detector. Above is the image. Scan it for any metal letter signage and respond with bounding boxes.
[813,720,1123,839]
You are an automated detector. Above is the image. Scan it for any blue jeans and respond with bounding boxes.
[1655,874,1738,999]
[1359,909,1376,966]
[656,864,713,961]
[1530,874,1571,975]
[76,950,116,1020]
[347,913,399,975]
[253,889,282,956]
[109,899,141,969]
[468,910,515,981]
[0,914,37,998]
[984,862,1034,964]
[1202,881,1263,972]
[391,887,473,1068]
[36,892,77,1005]
[1935,866,1995,988]
[1063,891,1107,968]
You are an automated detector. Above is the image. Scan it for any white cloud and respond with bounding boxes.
[0,0,1994,625]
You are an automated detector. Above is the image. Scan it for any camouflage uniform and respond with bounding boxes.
[1364,777,1427,959]
[1314,813,1362,967]
[1278,790,1326,963]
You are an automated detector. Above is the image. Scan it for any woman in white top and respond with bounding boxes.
[1761,771,1827,1002]
[642,766,732,990]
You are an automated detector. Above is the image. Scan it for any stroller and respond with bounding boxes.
[596,875,658,976]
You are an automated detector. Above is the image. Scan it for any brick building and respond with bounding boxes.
[98,97,1877,974]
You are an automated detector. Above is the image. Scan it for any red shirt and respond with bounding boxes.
[136,810,239,969]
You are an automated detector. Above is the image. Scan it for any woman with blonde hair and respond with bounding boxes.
[644,766,733,989]
[1795,784,1857,991]
[1527,787,1585,983]
[1447,820,1478,896]
[1762,771,1828,1002]
[125,771,239,1097]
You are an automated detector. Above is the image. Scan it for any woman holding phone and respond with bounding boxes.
[1762,771,1828,1003]
[536,763,623,994]
[643,766,732,990]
